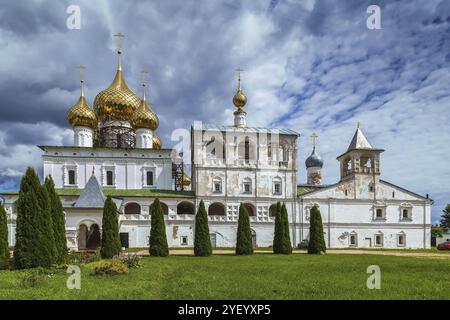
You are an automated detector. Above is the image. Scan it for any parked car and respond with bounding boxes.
[437,241,450,250]
[298,239,309,249]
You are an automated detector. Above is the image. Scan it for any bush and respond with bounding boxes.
[19,268,54,287]
[0,204,9,261]
[91,260,129,276]
[65,250,101,264]
[101,196,122,259]
[308,205,326,254]
[194,200,212,256]
[149,198,169,257]
[236,203,253,255]
[0,258,13,270]
[113,253,142,269]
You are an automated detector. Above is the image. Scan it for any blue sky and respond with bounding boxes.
[0,0,449,223]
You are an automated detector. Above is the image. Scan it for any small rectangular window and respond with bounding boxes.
[106,170,114,186]
[274,183,281,195]
[181,236,188,246]
[375,235,383,246]
[350,235,356,246]
[244,183,251,194]
[214,183,221,193]
[402,209,409,219]
[146,171,154,186]
[398,235,405,246]
[376,209,383,218]
[68,170,75,185]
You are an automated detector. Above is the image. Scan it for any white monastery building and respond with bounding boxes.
[0,39,431,250]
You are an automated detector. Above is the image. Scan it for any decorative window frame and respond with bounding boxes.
[397,231,406,247]
[349,231,358,247]
[212,177,223,194]
[374,231,384,247]
[102,165,116,188]
[272,177,282,196]
[180,236,188,246]
[242,177,252,194]
[63,164,78,187]
[305,202,319,221]
[399,203,413,221]
[372,202,387,221]
[142,166,156,188]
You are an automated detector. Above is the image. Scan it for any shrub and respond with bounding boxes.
[0,204,9,261]
[113,253,142,269]
[281,203,293,254]
[91,260,129,276]
[308,205,326,254]
[101,196,122,259]
[65,250,101,265]
[149,198,169,257]
[0,258,13,270]
[194,200,212,256]
[19,268,54,287]
[236,203,253,255]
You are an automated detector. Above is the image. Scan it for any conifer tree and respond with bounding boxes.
[14,167,51,268]
[272,202,284,254]
[44,176,68,263]
[236,203,253,255]
[38,182,57,265]
[281,203,293,254]
[194,200,212,256]
[308,205,326,254]
[100,196,122,258]
[440,204,450,230]
[149,198,169,257]
[0,204,9,261]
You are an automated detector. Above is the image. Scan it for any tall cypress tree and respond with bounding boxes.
[0,204,9,261]
[281,203,293,254]
[14,167,50,268]
[38,182,57,265]
[100,196,122,259]
[273,202,284,253]
[149,198,169,257]
[44,176,68,263]
[308,205,326,254]
[236,203,253,255]
[194,200,212,256]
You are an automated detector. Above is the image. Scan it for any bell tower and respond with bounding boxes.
[336,123,384,181]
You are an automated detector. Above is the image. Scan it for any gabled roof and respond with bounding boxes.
[74,174,106,208]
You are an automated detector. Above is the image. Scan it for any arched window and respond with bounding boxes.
[208,203,225,216]
[244,203,256,216]
[269,204,278,217]
[177,201,195,215]
[151,201,169,215]
[124,202,141,215]
[160,202,169,215]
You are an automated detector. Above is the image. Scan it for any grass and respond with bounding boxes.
[0,254,449,300]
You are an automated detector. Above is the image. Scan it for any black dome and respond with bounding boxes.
[305,148,323,168]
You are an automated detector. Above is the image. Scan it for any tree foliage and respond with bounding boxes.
[236,203,253,255]
[100,196,122,259]
[440,204,450,230]
[0,204,9,261]
[149,198,169,257]
[194,200,212,256]
[307,205,326,254]
[44,176,67,264]
[273,202,292,254]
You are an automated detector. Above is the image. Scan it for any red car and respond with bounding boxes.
[437,241,450,250]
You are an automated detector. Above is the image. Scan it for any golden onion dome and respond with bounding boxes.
[233,88,247,109]
[67,81,98,129]
[182,167,191,186]
[130,84,159,130]
[152,132,162,150]
[93,68,141,123]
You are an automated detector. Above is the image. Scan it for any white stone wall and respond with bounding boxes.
[41,147,173,190]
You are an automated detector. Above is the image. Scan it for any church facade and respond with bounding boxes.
[0,40,431,250]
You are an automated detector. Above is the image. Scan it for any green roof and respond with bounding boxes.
[297,186,317,196]
[56,188,195,199]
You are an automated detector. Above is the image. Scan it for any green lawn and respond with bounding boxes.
[0,254,449,300]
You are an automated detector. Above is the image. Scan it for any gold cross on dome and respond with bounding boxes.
[310,132,318,148]
[78,64,85,82]
[236,67,243,88]
[140,69,149,86]
[114,32,124,51]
